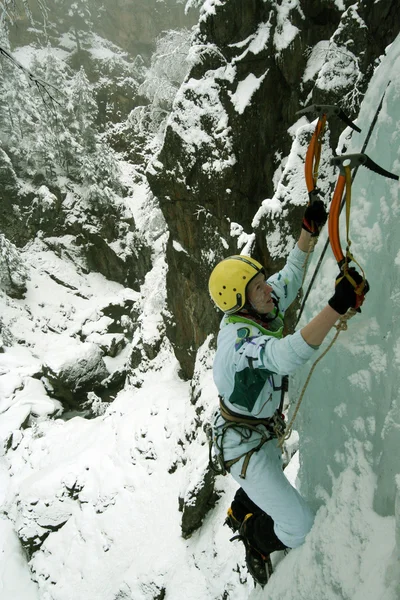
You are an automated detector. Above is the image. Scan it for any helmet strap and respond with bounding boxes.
[242,297,280,324]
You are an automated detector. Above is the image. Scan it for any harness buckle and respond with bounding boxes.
[272,411,286,438]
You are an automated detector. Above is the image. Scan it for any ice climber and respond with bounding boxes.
[208,200,368,586]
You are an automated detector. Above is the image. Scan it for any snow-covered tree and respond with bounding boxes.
[113,27,193,162]
[61,0,101,53]
[0,233,28,298]
[139,28,193,112]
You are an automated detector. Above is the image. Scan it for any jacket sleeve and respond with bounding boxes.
[267,244,310,313]
[234,329,316,376]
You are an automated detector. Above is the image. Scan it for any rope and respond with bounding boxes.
[278,308,356,448]
[300,236,318,288]
[296,82,390,327]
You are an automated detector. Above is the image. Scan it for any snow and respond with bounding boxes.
[172,240,189,253]
[169,65,235,160]
[229,71,268,115]
[12,45,70,69]
[290,34,400,597]
[0,510,40,600]
[229,21,273,57]
[1,5,400,600]
[273,0,302,53]
[303,40,330,82]
[311,7,366,110]
[230,222,256,253]
[250,443,396,600]
[197,0,224,20]
[1,356,250,600]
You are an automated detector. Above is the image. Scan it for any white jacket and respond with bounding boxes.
[213,244,317,420]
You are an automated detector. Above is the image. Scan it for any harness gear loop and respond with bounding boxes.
[210,377,288,479]
[278,308,357,448]
[219,397,286,479]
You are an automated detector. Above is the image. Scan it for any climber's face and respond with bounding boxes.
[247,273,274,314]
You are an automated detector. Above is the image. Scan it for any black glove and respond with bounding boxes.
[328,268,370,314]
[302,199,328,236]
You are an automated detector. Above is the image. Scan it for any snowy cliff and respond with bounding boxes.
[147,0,400,379]
[265,35,400,599]
[1,1,400,600]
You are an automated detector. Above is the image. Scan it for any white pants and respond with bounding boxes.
[215,417,315,548]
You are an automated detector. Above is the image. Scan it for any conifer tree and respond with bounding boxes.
[29,50,71,179]
[67,66,97,153]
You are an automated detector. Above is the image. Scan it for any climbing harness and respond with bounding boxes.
[205,313,288,478]
[206,365,288,479]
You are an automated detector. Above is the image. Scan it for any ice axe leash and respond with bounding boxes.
[328,153,398,306]
[279,113,399,449]
[295,104,361,283]
[296,104,361,205]
[296,83,392,325]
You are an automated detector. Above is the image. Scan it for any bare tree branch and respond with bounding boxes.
[0,44,62,106]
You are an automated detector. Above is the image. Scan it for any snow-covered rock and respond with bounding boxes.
[42,337,109,409]
[0,235,28,299]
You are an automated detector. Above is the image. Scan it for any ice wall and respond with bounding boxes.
[292,34,400,520]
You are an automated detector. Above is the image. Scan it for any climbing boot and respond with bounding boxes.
[224,506,242,533]
[230,513,272,587]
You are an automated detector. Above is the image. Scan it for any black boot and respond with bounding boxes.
[225,488,262,532]
[230,513,272,587]
[226,489,287,556]
[249,512,287,556]
[225,505,243,533]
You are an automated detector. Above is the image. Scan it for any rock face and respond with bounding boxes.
[0,176,152,291]
[42,340,109,409]
[180,464,220,539]
[0,149,36,247]
[147,0,400,379]
[0,234,28,298]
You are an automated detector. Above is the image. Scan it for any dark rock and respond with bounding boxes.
[42,342,109,410]
[180,465,221,539]
[99,369,127,403]
[0,149,32,246]
[26,185,64,238]
[0,235,28,299]
[101,299,139,339]
[19,528,52,560]
[147,0,400,378]
[82,229,151,291]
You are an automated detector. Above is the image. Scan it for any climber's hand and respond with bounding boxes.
[302,199,328,236]
[328,268,370,314]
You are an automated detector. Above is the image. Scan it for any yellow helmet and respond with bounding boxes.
[208,255,265,314]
